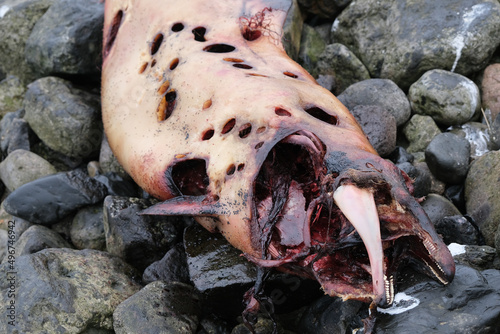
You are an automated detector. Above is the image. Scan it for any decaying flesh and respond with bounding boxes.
[102,0,455,307]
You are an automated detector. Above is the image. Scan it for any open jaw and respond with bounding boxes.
[248,131,455,307]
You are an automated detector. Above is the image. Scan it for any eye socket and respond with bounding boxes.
[203,44,236,53]
[275,107,291,117]
[172,22,184,32]
[170,159,208,195]
[304,106,337,125]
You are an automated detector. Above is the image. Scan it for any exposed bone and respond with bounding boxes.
[333,185,386,304]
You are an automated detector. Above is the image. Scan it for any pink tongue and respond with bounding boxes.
[333,185,386,304]
[275,181,308,247]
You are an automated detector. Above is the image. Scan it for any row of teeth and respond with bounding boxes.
[422,236,449,285]
[384,274,394,305]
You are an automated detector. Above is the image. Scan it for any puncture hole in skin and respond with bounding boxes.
[172,22,184,32]
[104,10,123,58]
[203,44,236,53]
[221,118,236,134]
[150,33,164,55]
[304,107,337,125]
[192,27,207,42]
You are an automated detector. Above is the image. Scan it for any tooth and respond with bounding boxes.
[333,185,385,304]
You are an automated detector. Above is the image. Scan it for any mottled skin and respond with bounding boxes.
[102,0,454,306]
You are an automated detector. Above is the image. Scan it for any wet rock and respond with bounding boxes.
[114,281,201,334]
[454,244,499,271]
[297,0,351,19]
[435,215,483,245]
[298,24,325,76]
[388,146,414,165]
[481,63,500,121]
[25,0,104,77]
[99,134,129,179]
[0,0,55,83]
[3,168,107,225]
[425,132,470,184]
[0,248,141,334]
[70,204,105,250]
[103,196,182,272]
[94,172,138,197]
[421,194,462,225]
[0,109,25,153]
[232,317,288,334]
[23,76,102,159]
[396,162,431,198]
[337,79,411,126]
[9,224,72,259]
[184,224,256,317]
[409,70,480,126]
[402,115,442,153]
[465,151,500,246]
[142,243,190,285]
[283,0,303,61]
[376,265,500,333]
[449,122,493,159]
[0,149,57,192]
[0,75,26,116]
[1,118,31,154]
[350,105,397,157]
[316,43,370,95]
[297,297,364,334]
[200,315,232,334]
[445,184,466,213]
[331,0,500,90]
[491,114,500,149]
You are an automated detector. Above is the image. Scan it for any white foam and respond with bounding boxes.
[448,243,466,256]
[0,5,10,18]
[377,292,420,315]
[451,3,490,72]
[331,19,340,32]
[462,123,490,157]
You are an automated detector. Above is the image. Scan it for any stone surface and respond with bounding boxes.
[283,0,303,61]
[2,118,31,154]
[481,63,500,121]
[337,79,411,126]
[297,0,351,19]
[425,132,470,184]
[70,204,105,250]
[0,75,26,116]
[23,76,102,158]
[402,115,442,153]
[350,105,396,157]
[421,194,462,225]
[99,135,129,179]
[331,0,500,90]
[0,149,57,191]
[0,248,141,334]
[103,196,183,271]
[450,122,493,158]
[409,69,480,126]
[396,162,432,198]
[142,243,190,285]
[388,146,414,165]
[0,0,55,83]
[465,151,500,246]
[113,281,201,334]
[0,109,25,153]
[3,168,107,225]
[317,43,370,95]
[435,215,483,245]
[9,224,72,259]
[298,24,325,76]
[376,265,500,333]
[454,245,499,271]
[25,0,104,77]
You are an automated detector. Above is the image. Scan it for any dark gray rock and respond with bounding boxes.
[142,243,190,285]
[331,0,500,90]
[113,281,201,334]
[99,134,129,179]
[25,0,104,76]
[2,118,31,154]
[70,204,105,250]
[402,115,442,153]
[184,224,257,317]
[425,132,470,184]
[297,297,364,334]
[435,215,483,245]
[454,245,499,271]
[0,149,57,191]
[450,122,494,158]
[297,0,351,19]
[350,105,396,157]
[23,76,102,159]
[0,109,25,153]
[388,146,414,165]
[232,317,288,334]
[491,114,500,150]
[0,0,55,83]
[0,248,141,334]
[409,70,480,126]
[9,225,72,259]
[376,265,500,333]
[464,151,500,247]
[93,172,137,197]
[396,162,432,198]
[0,75,26,116]
[337,79,411,126]
[316,43,370,95]
[421,194,462,225]
[103,196,183,271]
[3,168,107,225]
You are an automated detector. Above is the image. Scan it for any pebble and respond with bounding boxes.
[113,281,201,334]
[0,149,57,191]
[396,162,431,198]
[337,78,411,126]
[387,146,414,165]
[421,193,462,225]
[408,69,480,126]
[435,215,483,245]
[142,243,190,285]
[481,63,500,121]
[316,43,370,95]
[0,75,26,116]
[425,132,470,184]
[2,168,107,225]
[465,151,500,246]
[23,76,102,159]
[449,122,493,158]
[8,224,72,259]
[298,24,326,76]
[402,114,442,153]
[349,105,397,157]
[454,245,499,271]
[70,204,105,250]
